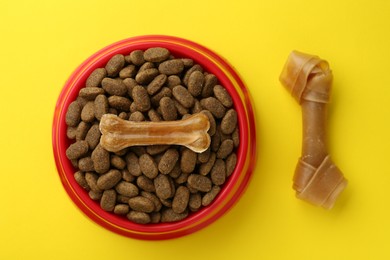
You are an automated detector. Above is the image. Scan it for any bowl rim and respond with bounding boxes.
[52,35,256,240]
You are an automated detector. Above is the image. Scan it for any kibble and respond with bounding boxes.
[86,68,107,88]
[65,46,240,224]
[79,87,105,100]
[200,97,226,118]
[66,101,81,127]
[102,78,127,96]
[66,140,89,160]
[78,157,94,172]
[158,59,184,75]
[97,169,122,190]
[128,196,155,213]
[105,54,125,77]
[202,185,221,206]
[100,189,117,211]
[91,144,110,174]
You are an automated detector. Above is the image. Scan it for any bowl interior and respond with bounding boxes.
[53,35,256,239]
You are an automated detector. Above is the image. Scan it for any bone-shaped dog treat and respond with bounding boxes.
[99,113,211,153]
[279,51,348,209]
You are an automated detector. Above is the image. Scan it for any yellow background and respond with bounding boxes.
[1,0,389,259]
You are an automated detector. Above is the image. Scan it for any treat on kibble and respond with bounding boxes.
[65,47,239,224]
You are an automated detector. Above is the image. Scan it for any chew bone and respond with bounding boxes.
[279,51,347,209]
[99,113,210,153]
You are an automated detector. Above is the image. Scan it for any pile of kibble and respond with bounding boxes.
[65,47,239,224]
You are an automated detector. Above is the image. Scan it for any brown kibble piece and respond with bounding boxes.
[105,54,125,77]
[183,64,203,86]
[85,124,100,150]
[158,148,179,174]
[198,147,211,164]
[128,196,155,213]
[199,152,216,176]
[202,74,217,98]
[214,85,233,108]
[217,139,234,159]
[94,94,108,121]
[167,75,181,88]
[174,100,189,116]
[211,159,226,185]
[86,68,107,88]
[97,169,122,190]
[172,85,195,108]
[66,140,89,160]
[141,191,162,212]
[154,174,173,199]
[181,58,193,67]
[78,157,94,172]
[137,175,155,192]
[67,126,77,139]
[129,111,145,122]
[66,101,81,126]
[74,171,90,191]
[180,148,197,173]
[89,190,103,201]
[122,169,135,182]
[114,204,130,215]
[85,172,101,192]
[115,181,138,198]
[189,193,202,211]
[129,50,145,66]
[119,65,137,79]
[226,153,237,177]
[161,208,188,222]
[146,145,170,155]
[125,152,142,176]
[187,174,212,192]
[202,185,221,206]
[221,109,237,135]
[91,144,110,174]
[123,78,137,98]
[144,47,170,62]
[172,186,190,214]
[151,87,172,106]
[211,129,221,152]
[158,59,184,75]
[101,78,127,96]
[100,189,117,212]
[139,154,158,179]
[169,162,182,178]
[108,96,131,111]
[110,155,126,170]
[76,121,90,141]
[148,109,162,122]
[132,85,151,112]
[232,127,240,148]
[188,71,204,97]
[147,74,167,95]
[191,100,202,114]
[160,97,177,121]
[79,87,105,101]
[81,101,95,123]
[200,97,226,118]
[135,68,159,85]
[127,211,151,224]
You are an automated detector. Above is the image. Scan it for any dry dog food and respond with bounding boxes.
[66,47,239,224]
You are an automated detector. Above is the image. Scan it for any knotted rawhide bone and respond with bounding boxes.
[279,51,348,209]
[99,113,211,153]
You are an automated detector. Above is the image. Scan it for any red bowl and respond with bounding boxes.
[52,35,256,240]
